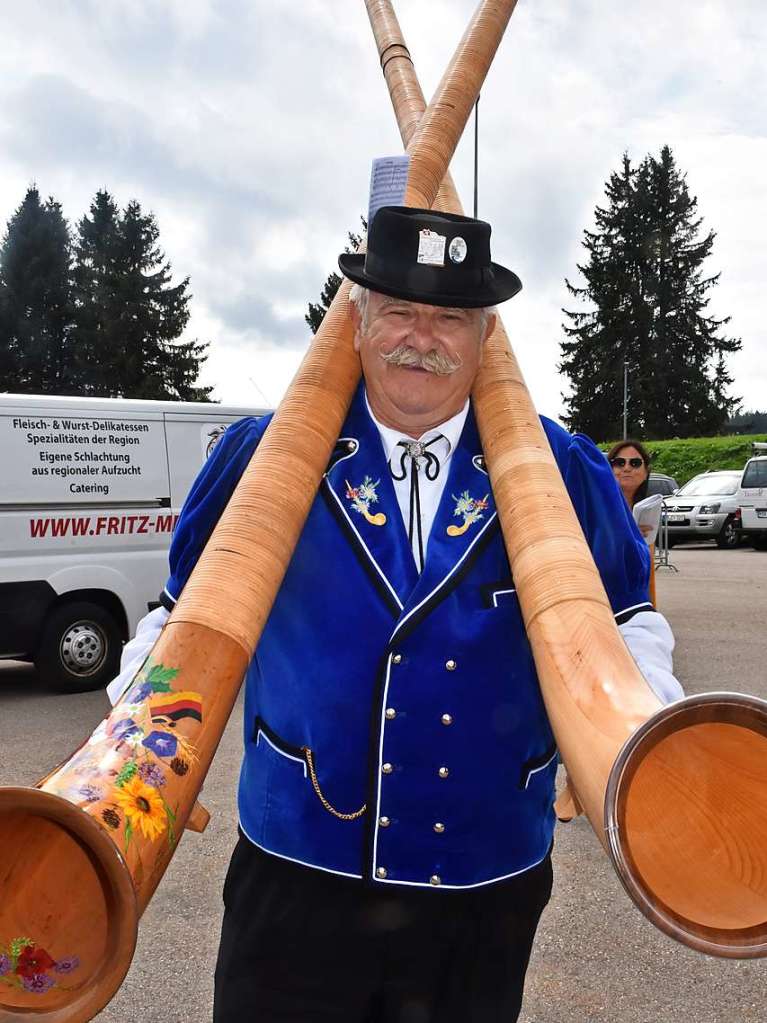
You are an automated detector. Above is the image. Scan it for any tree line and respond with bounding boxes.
[307,146,742,442]
[0,187,211,400]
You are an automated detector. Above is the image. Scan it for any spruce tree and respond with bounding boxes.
[0,186,74,393]
[306,222,365,334]
[72,191,212,401]
[560,146,741,440]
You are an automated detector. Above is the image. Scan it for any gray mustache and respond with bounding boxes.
[380,344,463,377]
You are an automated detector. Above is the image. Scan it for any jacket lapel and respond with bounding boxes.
[395,406,498,634]
[323,386,418,614]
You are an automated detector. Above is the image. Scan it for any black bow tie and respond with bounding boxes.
[389,435,444,572]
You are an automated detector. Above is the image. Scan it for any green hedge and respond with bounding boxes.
[598,435,767,487]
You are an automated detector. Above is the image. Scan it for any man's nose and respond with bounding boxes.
[407,315,438,351]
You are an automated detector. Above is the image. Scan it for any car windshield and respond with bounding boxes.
[676,475,739,497]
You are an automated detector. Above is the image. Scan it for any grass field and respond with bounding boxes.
[599,434,767,487]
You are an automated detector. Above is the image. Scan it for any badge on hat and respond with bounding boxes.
[449,236,467,263]
[417,229,446,267]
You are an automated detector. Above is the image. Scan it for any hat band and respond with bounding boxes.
[363,250,488,299]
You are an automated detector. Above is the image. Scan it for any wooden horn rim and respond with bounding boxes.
[0,787,138,1022]
[605,692,767,958]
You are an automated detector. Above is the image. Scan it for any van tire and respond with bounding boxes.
[35,601,122,693]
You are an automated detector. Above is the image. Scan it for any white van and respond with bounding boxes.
[0,394,267,692]
[736,445,767,552]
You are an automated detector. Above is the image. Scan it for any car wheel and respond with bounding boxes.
[35,601,122,693]
[716,517,741,549]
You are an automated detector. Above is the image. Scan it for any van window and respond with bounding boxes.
[742,460,767,488]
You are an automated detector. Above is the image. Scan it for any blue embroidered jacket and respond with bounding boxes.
[163,385,652,890]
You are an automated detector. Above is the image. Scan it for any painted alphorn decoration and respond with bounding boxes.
[367,0,767,959]
[0,3,519,1021]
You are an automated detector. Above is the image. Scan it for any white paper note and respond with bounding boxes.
[368,155,410,227]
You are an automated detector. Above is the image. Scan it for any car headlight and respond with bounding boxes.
[699,503,721,514]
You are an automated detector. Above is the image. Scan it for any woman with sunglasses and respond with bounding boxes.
[607,438,651,510]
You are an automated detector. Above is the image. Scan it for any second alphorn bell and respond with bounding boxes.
[0,4,520,1022]
[366,0,767,959]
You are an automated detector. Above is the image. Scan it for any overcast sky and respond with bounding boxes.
[1,0,764,423]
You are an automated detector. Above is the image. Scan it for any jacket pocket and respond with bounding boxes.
[480,577,517,609]
[519,743,557,790]
[253,716,307,776]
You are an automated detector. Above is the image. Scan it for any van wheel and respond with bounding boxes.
[36,602,122,693]
[716,517,741,549]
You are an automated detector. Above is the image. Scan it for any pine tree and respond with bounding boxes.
[560,147,741,440]
[72,191,212,401]
[305,221,365,334]
[0,186,74,393]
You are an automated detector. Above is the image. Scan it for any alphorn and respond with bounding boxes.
[367,0,767,959]
[0,3,519,1021]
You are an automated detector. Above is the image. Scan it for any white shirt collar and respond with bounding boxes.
[364,391,470,466]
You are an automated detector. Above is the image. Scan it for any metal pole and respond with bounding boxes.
[623,360,628,439]
[473,95,479,218]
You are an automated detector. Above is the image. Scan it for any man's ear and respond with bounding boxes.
[482,312,497,344]
[349,300,362,352]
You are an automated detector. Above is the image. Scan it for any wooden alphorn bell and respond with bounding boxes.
[367,0,767,959]
[0,3,519,1021]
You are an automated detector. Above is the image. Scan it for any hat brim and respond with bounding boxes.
[338,253,522,309]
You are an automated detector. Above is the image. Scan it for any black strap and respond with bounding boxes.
[389,436,444,572]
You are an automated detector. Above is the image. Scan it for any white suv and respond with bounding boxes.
[663,470,743,549]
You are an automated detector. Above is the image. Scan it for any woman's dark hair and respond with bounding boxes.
[607,438,651,504]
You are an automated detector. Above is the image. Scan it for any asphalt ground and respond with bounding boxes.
[0,544,765,1022]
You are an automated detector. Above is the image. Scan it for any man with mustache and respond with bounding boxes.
[109,207,681,1021]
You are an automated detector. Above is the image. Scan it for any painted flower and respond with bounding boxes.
[54,956,80,975]
[15,945,56,978]
[127,681,153,703]
[111,718,140,740]
[21,973,55,994]
[0,954,10,977]
[138,762,166,788]
[113,777,167,841]
[78,784,103,803]
[142,730,178,759]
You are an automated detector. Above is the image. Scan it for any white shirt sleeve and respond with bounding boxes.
[106,605,170,705]
[619,610,684,705]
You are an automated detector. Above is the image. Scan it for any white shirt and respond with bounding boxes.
[366,393,469,571]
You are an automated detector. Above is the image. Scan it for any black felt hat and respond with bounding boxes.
[338,206,521,309]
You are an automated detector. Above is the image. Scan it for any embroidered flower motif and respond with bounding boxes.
[447,490,490,537]
[345,476,386,526]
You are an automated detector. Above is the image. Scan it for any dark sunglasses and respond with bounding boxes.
[610,456,644,469]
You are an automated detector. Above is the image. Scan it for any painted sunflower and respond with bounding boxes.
[113,777,167,841]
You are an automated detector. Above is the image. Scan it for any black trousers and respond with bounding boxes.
[213,835,552,1023]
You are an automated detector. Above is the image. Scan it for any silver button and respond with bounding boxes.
[385,708,397,720]
[376,866,387,879]
[392,653,402,665]
[379,816,391,828]
[347,441,356,452]
[382,762,393,775]
[441,713,453,726]
[433,822,445,834]
[430,875,441,886]
[445,659,457,671]
[438,766,449,779]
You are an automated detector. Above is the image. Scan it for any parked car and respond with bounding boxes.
[735,454,767,551]
[646,472,679,498]
[663,470,743,548]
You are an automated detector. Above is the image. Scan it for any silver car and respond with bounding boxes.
[664,470,743,549]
